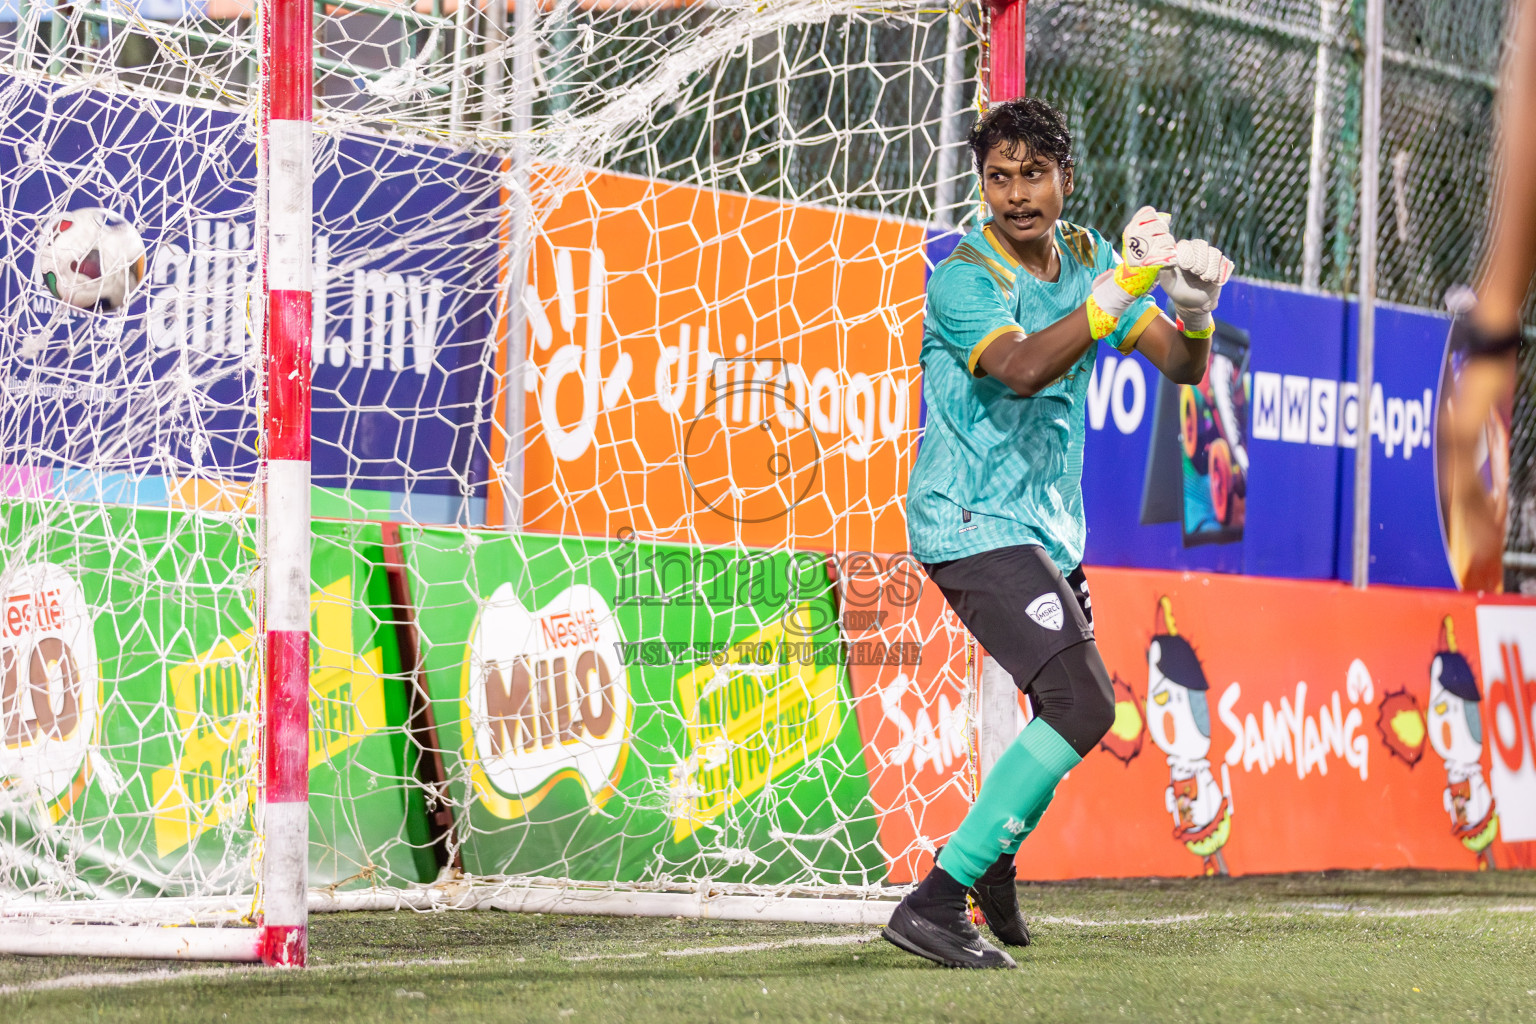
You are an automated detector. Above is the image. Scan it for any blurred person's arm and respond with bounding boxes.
[1455,0,1536,415]
[1475,0,1536,340]
[1441,0,1535,588]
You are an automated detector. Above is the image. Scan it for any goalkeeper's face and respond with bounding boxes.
[981,144,1072,250]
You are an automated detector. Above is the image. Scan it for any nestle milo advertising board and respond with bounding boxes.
[404,527,886,886]
[0,508,435,896]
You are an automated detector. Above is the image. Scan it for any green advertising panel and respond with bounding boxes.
[0,506,435,900]
[404,527,887,887]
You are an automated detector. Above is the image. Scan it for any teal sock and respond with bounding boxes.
[999,780,1058,860]
[937,718,1081,886]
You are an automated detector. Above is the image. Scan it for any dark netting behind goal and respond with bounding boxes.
[1023,0,1531,591]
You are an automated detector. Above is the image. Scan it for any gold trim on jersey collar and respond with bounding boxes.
[983,221,1067,279]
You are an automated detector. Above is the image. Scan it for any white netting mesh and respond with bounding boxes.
[0,0,1516,926]
[0,0,982,920]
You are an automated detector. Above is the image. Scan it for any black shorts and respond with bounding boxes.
[924,544,1094,690]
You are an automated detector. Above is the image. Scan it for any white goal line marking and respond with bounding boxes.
[1037,903,1536,929]
[1034,913,1210,927]
[566,933,878,962]
[1253,903,1536,920]
[0,958,472,996]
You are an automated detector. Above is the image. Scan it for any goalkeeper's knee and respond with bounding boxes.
[1027,641,1114,758]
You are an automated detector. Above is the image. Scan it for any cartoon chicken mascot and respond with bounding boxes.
[1146,597,1233,876]
[1427,616,1499,870]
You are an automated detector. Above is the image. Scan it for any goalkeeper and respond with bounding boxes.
[883,97,1233,969]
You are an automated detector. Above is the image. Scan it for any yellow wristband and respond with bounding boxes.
[1176,314,1215,340]
[1086,294,1121,341]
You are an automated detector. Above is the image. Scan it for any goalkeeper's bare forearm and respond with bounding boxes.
[1123,314,1211,385]
[976,308,1206,397]
[980,222,1230,395]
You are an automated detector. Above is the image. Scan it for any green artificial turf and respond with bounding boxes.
[3,871,1534,1023]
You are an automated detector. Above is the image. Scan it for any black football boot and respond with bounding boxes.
[882,865,1017,969]
[968,851,1031,947]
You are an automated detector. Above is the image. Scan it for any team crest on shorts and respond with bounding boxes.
[1026,593,1064,631]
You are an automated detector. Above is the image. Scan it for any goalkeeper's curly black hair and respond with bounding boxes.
[968,98,1074,176]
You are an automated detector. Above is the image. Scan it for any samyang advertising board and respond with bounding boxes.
[844,557,1536,882]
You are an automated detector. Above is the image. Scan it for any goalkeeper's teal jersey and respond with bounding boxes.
[906,220,1160,570]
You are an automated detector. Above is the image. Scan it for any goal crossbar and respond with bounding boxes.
[312,883,901,926]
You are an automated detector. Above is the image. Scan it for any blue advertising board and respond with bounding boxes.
[0,77,501,521]
[1079,280,1454,588]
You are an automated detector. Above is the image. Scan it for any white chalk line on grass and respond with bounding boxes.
[1042,904,1536,929]
[0,958,472,997]
[1035,913,1210,927]
[567,933,878,962]
[1253,904,1536,922]
[1018,904,1536,930]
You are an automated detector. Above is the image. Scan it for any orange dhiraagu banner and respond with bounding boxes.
[842,553,975,884]
[497,168,927,553]
[848,564,1536,883]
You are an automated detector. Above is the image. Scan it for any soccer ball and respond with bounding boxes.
[35,207,148,311]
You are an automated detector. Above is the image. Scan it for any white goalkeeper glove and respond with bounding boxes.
[1159,238,1234,338]
[1087,206,1177,340]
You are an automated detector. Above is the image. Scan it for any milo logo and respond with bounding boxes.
[463,583,631,819]
[0,563,99,807]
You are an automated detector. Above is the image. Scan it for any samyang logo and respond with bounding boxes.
[0,563,104,817]
[462,583,632,820]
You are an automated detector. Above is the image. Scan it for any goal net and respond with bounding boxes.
[0,0,1514,963]
[0,0,985,961]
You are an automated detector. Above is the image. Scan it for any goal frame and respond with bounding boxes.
[0,0,1029,967]
[0,0,312,967]
[257,0,315,968]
